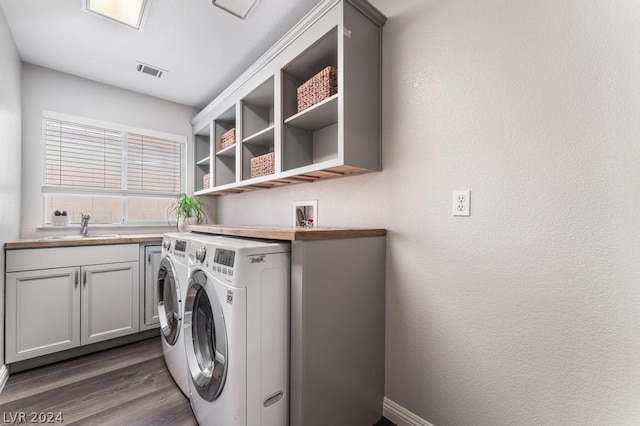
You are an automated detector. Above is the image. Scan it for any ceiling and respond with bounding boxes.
[0,0,328,109]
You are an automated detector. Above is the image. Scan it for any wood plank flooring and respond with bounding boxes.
[0,338,197,425]
[0,337,395,425]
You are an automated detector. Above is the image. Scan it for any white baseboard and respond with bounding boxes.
[0,365,8,393]
[383,397,434,426]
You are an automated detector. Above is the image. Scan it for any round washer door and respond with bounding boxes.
[184,269,228,402]
[157,256,182,345]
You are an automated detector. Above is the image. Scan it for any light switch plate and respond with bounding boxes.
[453,190,470,216]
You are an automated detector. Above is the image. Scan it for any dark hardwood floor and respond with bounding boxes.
[0,338,196,425]
[0,338,395,425]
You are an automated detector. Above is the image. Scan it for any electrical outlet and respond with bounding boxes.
[453,190,470,216]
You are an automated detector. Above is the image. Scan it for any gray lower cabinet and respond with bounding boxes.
[140,244,162,330]
[290,236,386,426]
[5,244,140,363]
[80,262,139,345]
[6,267,80,362]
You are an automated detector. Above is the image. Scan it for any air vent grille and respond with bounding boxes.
[136,62,165,78]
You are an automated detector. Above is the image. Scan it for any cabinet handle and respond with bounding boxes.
[148,253,151,263]
[75,270,78,287]
[83,270,87,287]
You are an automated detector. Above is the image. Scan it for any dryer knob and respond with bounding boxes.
[163,240,171,250]
[195,248,206,263]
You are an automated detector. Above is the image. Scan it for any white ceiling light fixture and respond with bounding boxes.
[82,0,152,31]
[212,0,259,19]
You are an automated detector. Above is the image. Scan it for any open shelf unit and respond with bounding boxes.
[191,0,384,196]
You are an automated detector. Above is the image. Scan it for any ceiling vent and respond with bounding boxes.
[136,62,166,78]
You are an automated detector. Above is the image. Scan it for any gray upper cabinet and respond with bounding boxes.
[192,0,385,195]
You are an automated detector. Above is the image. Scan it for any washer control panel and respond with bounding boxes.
[171,239,188,259]
[163,238,188,260]
[174,239,187,252]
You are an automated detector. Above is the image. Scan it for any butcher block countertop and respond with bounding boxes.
[5,234,163,250]
[185,224,386,241]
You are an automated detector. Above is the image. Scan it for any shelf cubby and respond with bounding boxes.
[214,106,237,187]
[283,122,338,171]
[282,27,338,172]
[282,27,338,121]
[242,77,275,180]
[193,124,211,192]
[242,77,275,140]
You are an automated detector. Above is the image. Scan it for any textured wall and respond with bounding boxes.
[0,6,22,368]
[20,64,199,238]
[215,0,640,424]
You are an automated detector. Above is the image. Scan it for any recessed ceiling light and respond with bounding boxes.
[212,0,258,19]
[82,0,152,31]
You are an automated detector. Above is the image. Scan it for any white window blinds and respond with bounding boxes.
[45,120,122,190]
[44,118,182,196]
[127,133,181,193]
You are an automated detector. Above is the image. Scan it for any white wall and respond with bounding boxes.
[0,6,22,368]
[215,0,640,424]
[20,64,200,238]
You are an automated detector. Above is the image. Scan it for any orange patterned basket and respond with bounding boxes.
[220,128,236,150]
[296,66,337,112]
[250,152,275,178]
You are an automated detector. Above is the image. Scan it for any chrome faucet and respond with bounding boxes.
[80,213,91,236]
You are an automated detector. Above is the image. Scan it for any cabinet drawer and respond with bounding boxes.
[7,244,139,272]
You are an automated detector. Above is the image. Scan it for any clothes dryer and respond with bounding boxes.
[157,232,192,397]
[185,235,290,425]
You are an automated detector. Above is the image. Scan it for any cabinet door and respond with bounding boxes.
[6,267,81,363]
[81,261,139,345]
[143,245,162,329]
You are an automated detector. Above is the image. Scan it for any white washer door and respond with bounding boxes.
[184,268,229,402]
[157,257,181,346]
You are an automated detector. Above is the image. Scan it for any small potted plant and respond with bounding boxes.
[169,193,206,231]
[51,210,69,226]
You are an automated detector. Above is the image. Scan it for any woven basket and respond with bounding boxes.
[220,128,236,150]
[297,66,337,113]
[202,173,210,189]
[250,152,275,178]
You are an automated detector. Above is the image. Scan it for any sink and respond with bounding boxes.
[40,234,120,241]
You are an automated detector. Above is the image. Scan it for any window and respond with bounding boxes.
[42,112,185,225]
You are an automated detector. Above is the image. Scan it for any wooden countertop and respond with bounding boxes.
[5,234,163,250]
[185,224,386,241]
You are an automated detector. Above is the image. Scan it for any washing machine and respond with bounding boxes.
[157,232,193,397]
[184,235,290,425]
